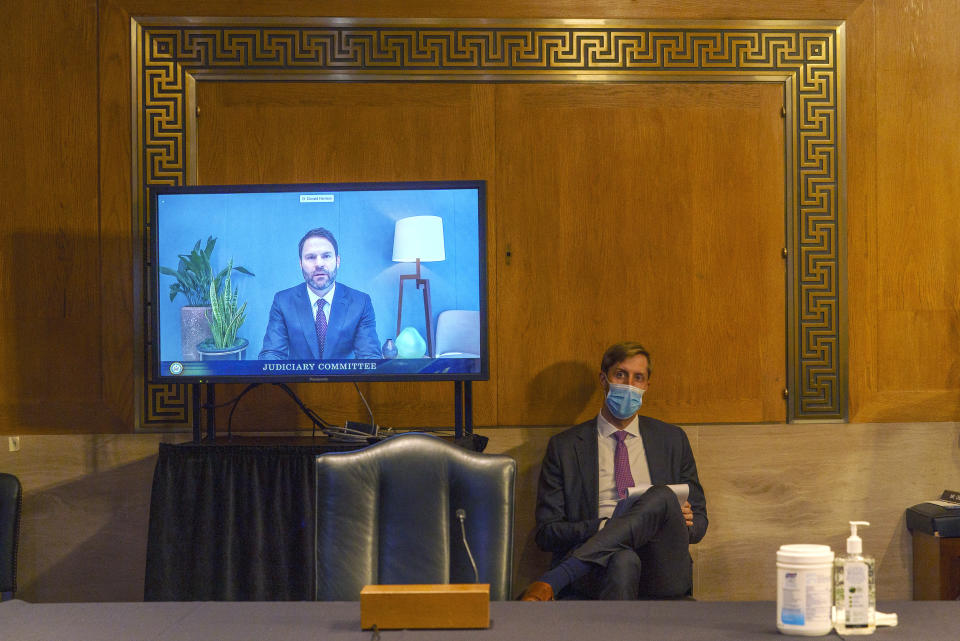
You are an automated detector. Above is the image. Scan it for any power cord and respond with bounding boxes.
[200,383,262,439]
[271,383,386,440]
[273,382,335,437]
[353,382,376,435]
[200,381,395,441]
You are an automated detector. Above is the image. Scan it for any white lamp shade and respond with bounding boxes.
[392,216,445,262]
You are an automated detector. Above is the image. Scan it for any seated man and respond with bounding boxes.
[259,227,381,360]
[521,341,707,601]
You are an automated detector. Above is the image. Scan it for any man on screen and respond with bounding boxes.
[520,342,707,601]
[259,227,381,360]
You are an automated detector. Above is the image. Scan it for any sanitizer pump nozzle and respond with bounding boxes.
[846,520,869,554]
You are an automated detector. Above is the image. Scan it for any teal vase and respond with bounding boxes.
[395,327,427,358]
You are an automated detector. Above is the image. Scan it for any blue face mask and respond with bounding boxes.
[605,382,644,420]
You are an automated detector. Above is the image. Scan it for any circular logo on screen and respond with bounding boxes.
[169,362,184,375]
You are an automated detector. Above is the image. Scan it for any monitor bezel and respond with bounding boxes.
[148,179,489,384]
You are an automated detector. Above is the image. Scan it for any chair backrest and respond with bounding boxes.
[315,433,515,601]
[435,310,481,357]
[0,473,22,599]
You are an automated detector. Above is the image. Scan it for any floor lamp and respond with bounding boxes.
[393,215,445,358]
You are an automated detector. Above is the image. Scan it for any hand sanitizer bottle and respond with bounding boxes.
[834,521,876,635]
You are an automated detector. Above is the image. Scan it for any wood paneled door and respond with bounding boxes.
[495,83,786,425]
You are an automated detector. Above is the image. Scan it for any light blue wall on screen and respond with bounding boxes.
[155,187,482,361]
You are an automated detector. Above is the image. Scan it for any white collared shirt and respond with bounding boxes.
[596,412,652,520]
[307,283,336,324]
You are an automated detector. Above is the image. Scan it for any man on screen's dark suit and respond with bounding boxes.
[521,342,707,601]
[259,227,381,360]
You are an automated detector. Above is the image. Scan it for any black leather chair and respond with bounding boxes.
[0,473,22,601]
[315,433,516,601]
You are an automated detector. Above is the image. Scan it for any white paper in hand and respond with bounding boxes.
[611,484,689,519]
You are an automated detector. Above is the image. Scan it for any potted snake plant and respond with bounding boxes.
[196,260,251,360]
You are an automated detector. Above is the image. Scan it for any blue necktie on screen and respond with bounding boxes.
[316,299,327,358]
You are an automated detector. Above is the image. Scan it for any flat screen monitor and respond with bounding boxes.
[150,180,488,383]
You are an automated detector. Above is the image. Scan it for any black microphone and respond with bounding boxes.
[456,508,479,583]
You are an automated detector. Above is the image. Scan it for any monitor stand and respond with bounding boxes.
[192,382,217,444]
[453,381,473,439]
[192,382,201,443]
[192,380,474,444]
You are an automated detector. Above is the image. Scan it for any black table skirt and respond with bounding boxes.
[145,441,328,600]
[144,435,485,601]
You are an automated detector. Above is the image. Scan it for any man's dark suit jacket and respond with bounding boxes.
[534,416,708,567]
[259,282,381,360]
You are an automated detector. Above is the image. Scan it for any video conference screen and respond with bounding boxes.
[150,181,488,383]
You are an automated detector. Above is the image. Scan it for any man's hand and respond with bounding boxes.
[681,501,694,527]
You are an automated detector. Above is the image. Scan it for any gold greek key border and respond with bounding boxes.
[132,17,846,427]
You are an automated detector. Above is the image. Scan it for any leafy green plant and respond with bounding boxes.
[202,260,249,349]
[158,237,254,306]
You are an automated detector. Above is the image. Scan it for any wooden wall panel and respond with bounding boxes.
[845,0,879,421]
[4,422,956,602]
[495,83,786,426]
[15,1,958,428]
[692,421,960,602]
[850,0,960,422]
[0,0,882,436]
[99,0,138,430]
[112,0,863,20]
[0,435,178,602]
[189,79,785,429]
[0,0,125,433]
[195,81,498,429]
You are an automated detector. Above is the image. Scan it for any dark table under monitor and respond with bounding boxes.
[145,434,483,601]
[2,601,957,641]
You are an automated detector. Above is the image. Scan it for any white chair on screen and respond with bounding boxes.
[435,310,481,358]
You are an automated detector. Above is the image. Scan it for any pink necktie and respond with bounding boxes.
[315,299,327,357]
[613,431,635,500]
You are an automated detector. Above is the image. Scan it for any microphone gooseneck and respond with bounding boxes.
[456,508,479,583]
